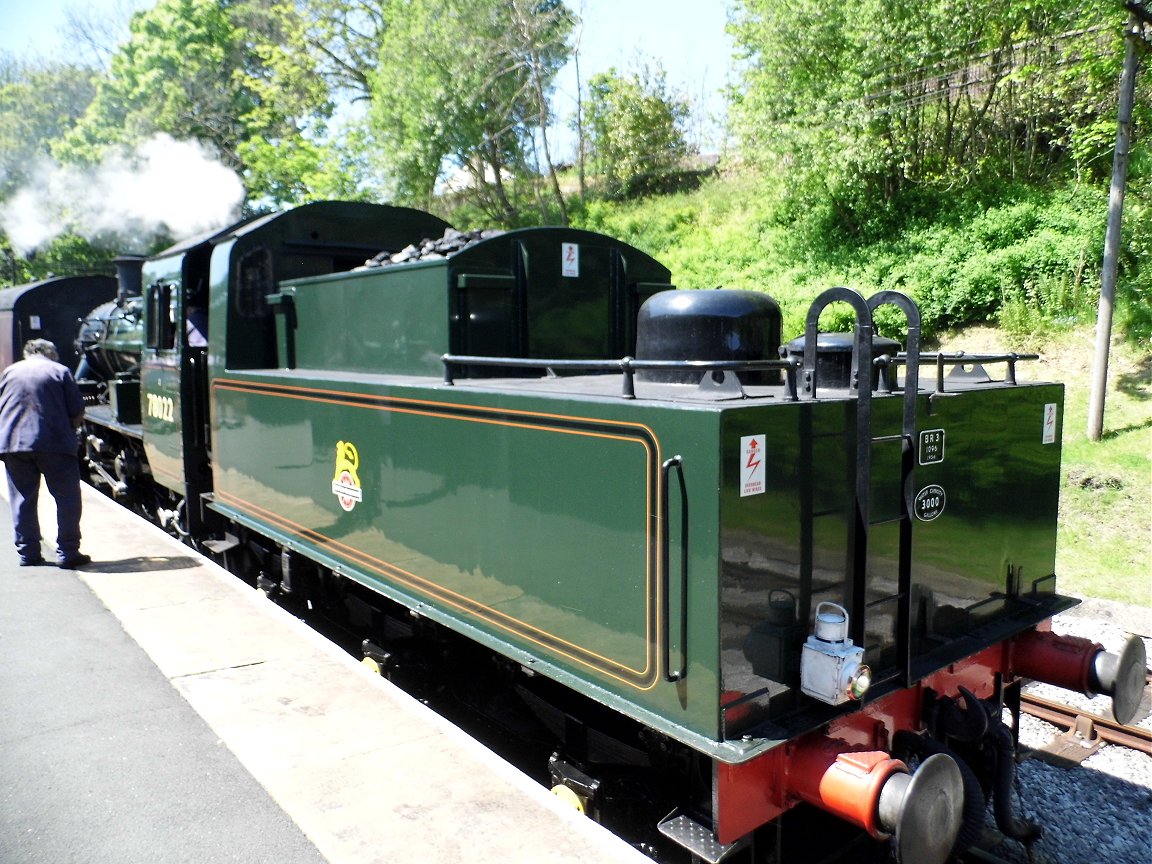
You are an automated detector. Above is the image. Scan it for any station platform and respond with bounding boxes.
[0,482,650,864]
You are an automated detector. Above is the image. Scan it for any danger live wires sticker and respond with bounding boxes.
[741,435,766,497]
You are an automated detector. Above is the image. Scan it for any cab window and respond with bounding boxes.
[146,282,178,351]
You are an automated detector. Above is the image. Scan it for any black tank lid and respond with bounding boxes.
[784,332,902,390]
[636,289,782,385]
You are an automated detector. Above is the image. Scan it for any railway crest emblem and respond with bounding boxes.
[331,440,363,512]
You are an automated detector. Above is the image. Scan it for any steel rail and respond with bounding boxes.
[1021,691,1152,755]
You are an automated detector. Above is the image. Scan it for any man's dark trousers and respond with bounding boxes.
[2,452,82,562]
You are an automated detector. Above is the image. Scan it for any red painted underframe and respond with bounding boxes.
[715,641,1010,844]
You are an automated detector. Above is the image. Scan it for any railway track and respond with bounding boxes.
[1021,688,1152,760]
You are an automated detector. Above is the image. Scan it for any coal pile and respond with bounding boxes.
[360,227,505,268]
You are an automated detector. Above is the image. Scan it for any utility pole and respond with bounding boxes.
[1088,2,1149,441]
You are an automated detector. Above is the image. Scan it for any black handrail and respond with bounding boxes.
[881,352,1037,393]
[866,291,922,689]
[660,456,688,683]
[440,346,1037,399]
[441,353,799,400]
[802,287,876,647]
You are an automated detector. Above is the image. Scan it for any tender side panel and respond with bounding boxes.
[209,374,730,749]
[212,377,659,688]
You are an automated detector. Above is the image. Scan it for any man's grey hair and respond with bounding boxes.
[23,338,59,361]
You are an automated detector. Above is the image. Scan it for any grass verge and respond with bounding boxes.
[943,326,1150,609]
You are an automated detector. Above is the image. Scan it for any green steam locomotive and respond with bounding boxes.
[67,201,1145,864]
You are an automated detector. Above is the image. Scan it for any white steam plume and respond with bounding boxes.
[1,134,245,255]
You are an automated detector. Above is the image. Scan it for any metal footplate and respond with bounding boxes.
[657,812,748,864]
[200,532,240,554]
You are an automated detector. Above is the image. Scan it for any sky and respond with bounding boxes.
[561,0,736,146]
[0,0,149,60]
[0,0,736,155]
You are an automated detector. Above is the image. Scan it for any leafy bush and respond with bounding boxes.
[514,163,1149,349]
[582,66,692,201]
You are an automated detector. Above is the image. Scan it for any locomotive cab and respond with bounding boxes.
[137,228,227,533]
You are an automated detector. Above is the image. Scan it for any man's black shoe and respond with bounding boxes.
[58,553,92,570]
[19,556,46,566]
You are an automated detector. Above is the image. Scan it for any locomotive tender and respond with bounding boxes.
[73,201,1146,864]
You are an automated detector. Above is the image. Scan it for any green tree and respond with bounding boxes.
[59,0,250,164]
[231,0,344,203]
[56,0,348,204]
[728,0,1141,233]
[583,64,692,199]
[234,0,397,202]
[0,56,105,283]
[370,0,574,224]
[0,56,98,196]
[292,0,389,103]
[2,234,113,284]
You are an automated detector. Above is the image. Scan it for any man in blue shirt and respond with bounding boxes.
[0,339,90,568]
